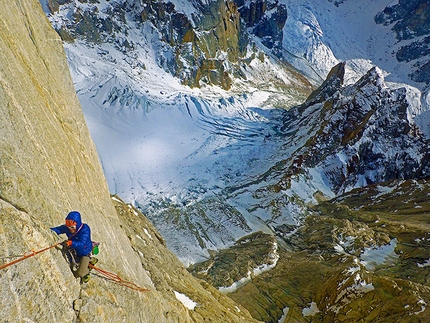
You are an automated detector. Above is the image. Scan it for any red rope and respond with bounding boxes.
[88,264,150,293]
[0,242,62,270]
[0,242,150,293]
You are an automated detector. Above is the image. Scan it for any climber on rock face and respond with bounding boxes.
[51,211,98,283]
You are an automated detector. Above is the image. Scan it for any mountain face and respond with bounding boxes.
[0,1,261,322]
[375,0,430,85]
[281,62,429,196]
[36,0,430,321]
[44,0,311,95]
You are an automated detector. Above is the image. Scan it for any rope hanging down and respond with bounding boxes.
[0,242,150,293]
[88,264,150,292]
[0,242,62,270]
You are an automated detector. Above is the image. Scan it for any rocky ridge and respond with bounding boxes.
[289,62,429,193]
[44,0,312,104]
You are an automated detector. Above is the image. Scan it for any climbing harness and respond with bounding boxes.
[0,242,62,270]
[64,241,99,267]
[88,263,150,292]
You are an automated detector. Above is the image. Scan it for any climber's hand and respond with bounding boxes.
[61,240,72,248]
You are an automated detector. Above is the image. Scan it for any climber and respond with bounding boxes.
[51,211,98,283]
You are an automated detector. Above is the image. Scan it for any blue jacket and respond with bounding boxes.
[51,211,93,257]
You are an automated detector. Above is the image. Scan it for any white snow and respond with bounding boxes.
[302,302,320,317]
[174,291,198,310]
[373,184,398,200]
[414,299,427,315]
[218,275,252,294]
[417,259,430,268]
[360,239,398,270]
[143,228,153,240]
[278,306,290,323]
[111,196,123,203]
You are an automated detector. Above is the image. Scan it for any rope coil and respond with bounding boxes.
[88,264,150,292]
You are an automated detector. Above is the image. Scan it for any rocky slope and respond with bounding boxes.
[193,179,430,322]
[43,0,312,104]
[0,1,260,322]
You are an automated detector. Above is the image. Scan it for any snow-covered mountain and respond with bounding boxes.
[41,0,430,265]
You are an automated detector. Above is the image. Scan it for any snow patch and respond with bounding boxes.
[143,228,153,240]
[174,291,198,310]
[417,259,430,268]
[302,302,320,317]
[278,306,290,323]
[414,299,426,315]
[360,239,398,270]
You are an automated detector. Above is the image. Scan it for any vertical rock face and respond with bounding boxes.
[0,1,261,322]
[236,0,288,57]
[0,0,151,320]
[0,1,134,249]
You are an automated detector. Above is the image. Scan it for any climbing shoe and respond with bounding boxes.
[89,257,98,266]
[82,274,90,283]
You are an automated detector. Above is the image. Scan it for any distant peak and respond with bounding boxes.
[303,61,346,105]
[355,65,386,90]
[326,61,346,85]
